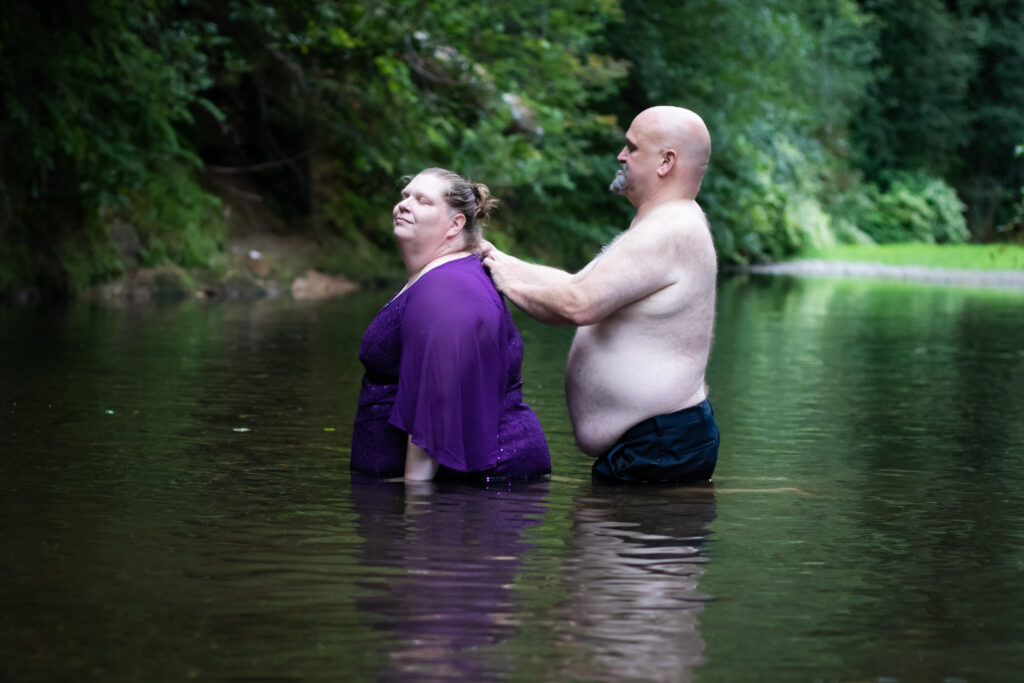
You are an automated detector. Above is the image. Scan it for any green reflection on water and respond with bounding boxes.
[700,275,1024,683]
[2,275,1024,682]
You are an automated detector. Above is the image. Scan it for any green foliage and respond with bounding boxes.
[854,0,1024,238]
[610,0,877,264]
[850,172,969,245]
[121,164,226,271]
[853,0,980,176]
[2,0,1023,295]
[1001,144,1024,239]
[0,0,223,294]
[190,0,628,264]
[967,8,1024,237]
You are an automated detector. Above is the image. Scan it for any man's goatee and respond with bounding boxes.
[609,167,628,195]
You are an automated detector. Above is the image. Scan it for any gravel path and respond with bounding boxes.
[739,259,1024,290]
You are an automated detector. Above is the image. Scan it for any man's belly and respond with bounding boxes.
[566,330,706,456]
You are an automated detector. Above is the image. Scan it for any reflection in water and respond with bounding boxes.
[4,279,1024,681]
[350,478,550,681]
[549,486,717,682]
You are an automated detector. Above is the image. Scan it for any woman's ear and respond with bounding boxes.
[446,212,466,238]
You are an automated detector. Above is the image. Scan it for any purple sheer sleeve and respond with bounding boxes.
[388,266,506,471]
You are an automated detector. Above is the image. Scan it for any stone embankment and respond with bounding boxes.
[79,233,360,304]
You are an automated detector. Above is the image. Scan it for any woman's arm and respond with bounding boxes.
[404,436,440,481]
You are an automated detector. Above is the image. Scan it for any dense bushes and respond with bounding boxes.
[863,173,970,245]
[1,0,1022,295]
[0,0,222,292]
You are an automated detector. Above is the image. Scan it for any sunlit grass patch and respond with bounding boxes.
[798,243,1024,271]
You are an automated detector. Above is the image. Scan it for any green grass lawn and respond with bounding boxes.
[798,243,1024,271]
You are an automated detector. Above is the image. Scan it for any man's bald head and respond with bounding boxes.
[624,106,711,201]
[643,106,710,170]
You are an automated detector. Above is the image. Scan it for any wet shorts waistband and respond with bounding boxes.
[618,399,714,443]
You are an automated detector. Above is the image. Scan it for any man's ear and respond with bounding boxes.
[658,149,677,177]
[446,212,466,238]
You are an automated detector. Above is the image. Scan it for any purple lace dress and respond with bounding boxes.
[351,256,551,480]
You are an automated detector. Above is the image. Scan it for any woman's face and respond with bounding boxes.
[393,173,459,248]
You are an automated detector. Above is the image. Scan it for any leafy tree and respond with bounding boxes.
[853,0,980,176]
[0,0,225,293]
[3,0,1023,296]
[852,0,1024,239]
[189,0,628,269]
[606,0,877,263]
[956,0,1024,237]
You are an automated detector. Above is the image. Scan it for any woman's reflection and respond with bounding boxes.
[350,477,550,679]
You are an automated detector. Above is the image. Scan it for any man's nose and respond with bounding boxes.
[616,147,627,162]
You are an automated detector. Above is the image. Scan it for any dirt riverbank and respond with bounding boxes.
[76,232,361,304]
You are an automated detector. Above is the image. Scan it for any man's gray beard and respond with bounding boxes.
[609,167,628,195]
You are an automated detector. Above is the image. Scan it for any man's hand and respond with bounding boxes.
[481,241,524,295]
[480,241,583,325]
[478,239,496,260]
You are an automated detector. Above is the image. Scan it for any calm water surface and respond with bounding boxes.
[2,274,1023,682]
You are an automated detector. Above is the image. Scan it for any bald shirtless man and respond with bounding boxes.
[482,106,719,484]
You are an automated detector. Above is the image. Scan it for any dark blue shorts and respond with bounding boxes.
[591,400,719,484]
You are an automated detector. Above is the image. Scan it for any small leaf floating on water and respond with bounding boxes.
[323,427,335,432]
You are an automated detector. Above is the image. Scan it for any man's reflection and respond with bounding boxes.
[350,477,550,680]
[549,485,717,681]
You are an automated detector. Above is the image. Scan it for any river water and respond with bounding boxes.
[2,274,1023,682]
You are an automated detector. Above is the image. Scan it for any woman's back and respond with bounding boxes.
[352,256,549,480]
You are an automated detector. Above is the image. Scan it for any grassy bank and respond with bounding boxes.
[798,244,1024,271]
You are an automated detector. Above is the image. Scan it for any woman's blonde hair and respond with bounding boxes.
[412,167,499,248]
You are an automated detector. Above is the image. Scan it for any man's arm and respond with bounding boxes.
[482,226,678,327]
[479,240,574,288]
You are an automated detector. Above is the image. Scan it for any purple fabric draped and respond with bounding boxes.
[351,256,550,479]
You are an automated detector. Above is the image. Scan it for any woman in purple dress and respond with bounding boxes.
[351,168,551,481]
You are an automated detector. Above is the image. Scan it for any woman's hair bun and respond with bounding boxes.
[472,183,499,222]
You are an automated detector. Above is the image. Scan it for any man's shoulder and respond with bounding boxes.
[624,200,708,247]
[640,199,707,230]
